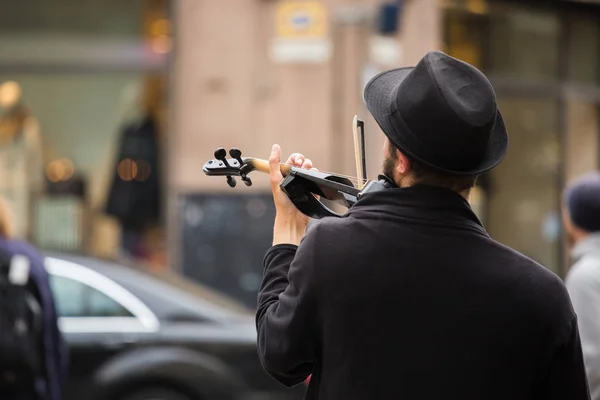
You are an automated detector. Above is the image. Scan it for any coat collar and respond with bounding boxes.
[571,232,600,261]
[349,184,489,237]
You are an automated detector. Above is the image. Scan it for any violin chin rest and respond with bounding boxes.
[357,176,395,199]
[280,175,345,219]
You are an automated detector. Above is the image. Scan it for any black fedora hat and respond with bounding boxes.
[363,50,508,175]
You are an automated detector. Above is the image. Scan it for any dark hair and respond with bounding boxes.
[389,142,479,193]
[564,171,600,233]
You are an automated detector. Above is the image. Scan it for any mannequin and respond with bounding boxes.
[0,81,44,240]
[105,79,162,259]
[117,80,147,129]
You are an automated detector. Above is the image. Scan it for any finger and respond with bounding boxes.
[311,167,319,172]
[286,153,305,167]
[301,158,313,170]
[294,154,305,166]
[269,144,283,187]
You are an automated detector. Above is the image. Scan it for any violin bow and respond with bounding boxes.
[352,115,367,190]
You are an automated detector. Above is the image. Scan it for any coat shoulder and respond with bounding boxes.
[490,239,575,321]
[305,215,361,245]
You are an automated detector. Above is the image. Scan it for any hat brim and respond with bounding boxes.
[363,67,508,175]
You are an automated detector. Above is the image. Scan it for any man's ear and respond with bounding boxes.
[396,150,411,175]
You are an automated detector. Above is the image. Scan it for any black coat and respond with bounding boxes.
[256,185,590,400]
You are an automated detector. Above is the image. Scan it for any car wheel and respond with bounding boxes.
[123,387,194,400]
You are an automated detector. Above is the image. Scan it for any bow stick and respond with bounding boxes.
[352,115,367,190]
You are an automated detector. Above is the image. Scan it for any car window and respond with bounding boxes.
[145,270,251,315]
[49,275,86,317]
[50,275,133,318]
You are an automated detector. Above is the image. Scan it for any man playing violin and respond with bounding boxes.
[256,51,590,399]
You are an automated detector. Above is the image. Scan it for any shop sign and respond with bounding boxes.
[270,1,331,64]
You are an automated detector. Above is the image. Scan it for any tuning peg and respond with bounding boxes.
[226,176,237,188]
[214,147,232,167]
[241,175,252,186]
[229,148,243,166]
[214,147,227,161]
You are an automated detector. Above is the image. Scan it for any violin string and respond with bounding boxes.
[262,159,369,186]
[286,165,369,184]
[321,171,369,185]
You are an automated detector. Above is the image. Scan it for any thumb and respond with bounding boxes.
[269,144,283,188]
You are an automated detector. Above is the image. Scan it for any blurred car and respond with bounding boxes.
[43,253,305,400]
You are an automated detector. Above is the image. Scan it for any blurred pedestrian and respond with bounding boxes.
[0,197,67,400]
[564,171,600,400]
[256,51,590,399]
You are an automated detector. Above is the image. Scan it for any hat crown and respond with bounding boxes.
[389,51,499,171]
[425,51,496,126]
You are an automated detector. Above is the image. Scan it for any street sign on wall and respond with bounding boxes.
[275,0,327,39]
[270,1,332,63]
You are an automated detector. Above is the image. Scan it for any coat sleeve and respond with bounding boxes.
[255,228,321,387]
[536,316,591,400]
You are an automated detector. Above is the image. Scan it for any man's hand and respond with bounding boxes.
[269,144,314,245]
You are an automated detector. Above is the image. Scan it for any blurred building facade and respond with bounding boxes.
[1,0,600,307]
[170,0,600,306]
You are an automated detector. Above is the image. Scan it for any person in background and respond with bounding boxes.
[564,171,600,400]
[0,197,67,400]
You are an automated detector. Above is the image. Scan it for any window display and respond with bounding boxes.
[0,81,44,240]
[0,0,171,268]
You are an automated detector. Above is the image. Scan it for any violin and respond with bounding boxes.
[201,116,396,219]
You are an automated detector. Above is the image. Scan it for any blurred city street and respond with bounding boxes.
[1,0,600,399]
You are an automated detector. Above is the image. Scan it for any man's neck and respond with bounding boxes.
[460,189,472,201]
[572,230,590,246]
[571,231,600,260]
[395,178,471,201]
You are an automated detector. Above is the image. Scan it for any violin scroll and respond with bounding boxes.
[204,147,254,187]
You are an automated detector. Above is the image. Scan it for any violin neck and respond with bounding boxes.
[244,158,292,176]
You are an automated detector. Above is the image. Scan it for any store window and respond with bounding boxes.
[567,14,600,86]
[487,97,561,273]
[565,100,599,183]
[443,9,486,69]
[444,0,600,276]
[0,0,145,36]
[0,0,172,268]
[487,6,560,83]
[564,9,600,186]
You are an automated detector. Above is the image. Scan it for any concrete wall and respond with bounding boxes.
[171,0,334,194]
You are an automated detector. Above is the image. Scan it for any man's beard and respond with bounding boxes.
[382,153,405,187]
[382,151,396,182]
